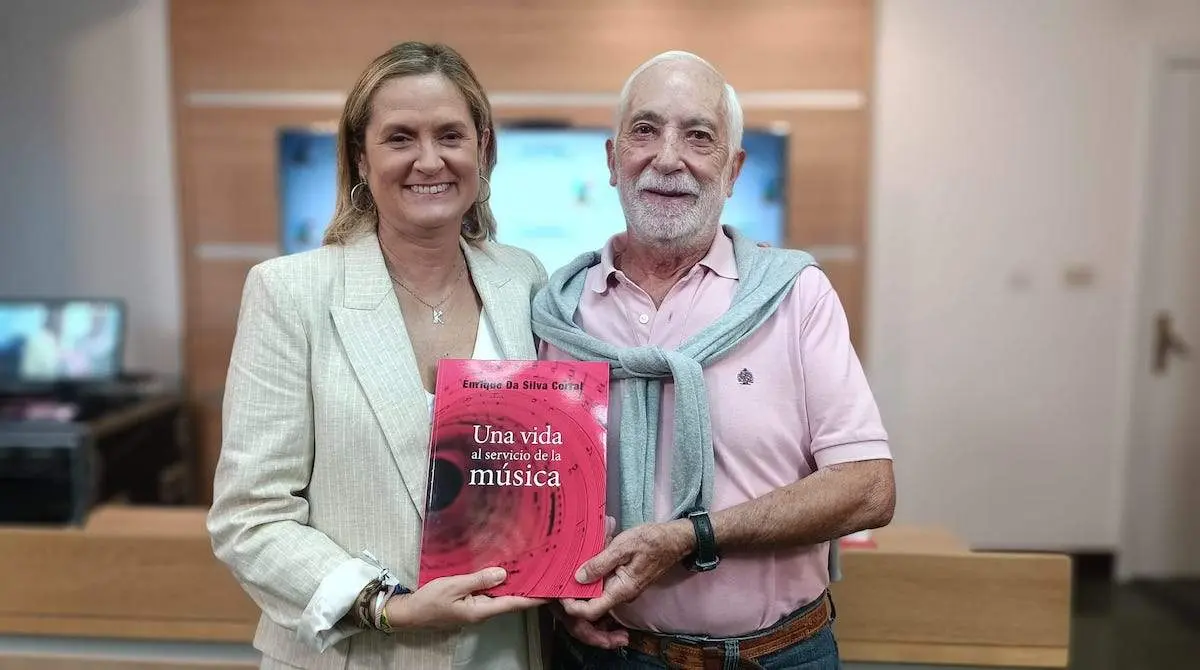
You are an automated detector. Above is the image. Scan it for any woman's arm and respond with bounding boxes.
[206,263,374,649]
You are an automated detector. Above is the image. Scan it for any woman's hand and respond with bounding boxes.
[385,567,546,629]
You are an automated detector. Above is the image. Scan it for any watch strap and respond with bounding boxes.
[684,508,719,571]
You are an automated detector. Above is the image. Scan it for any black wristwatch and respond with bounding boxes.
[682,508,720,572]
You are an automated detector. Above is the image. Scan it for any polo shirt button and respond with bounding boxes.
[638,313,650,324]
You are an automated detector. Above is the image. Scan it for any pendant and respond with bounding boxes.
[432,308,445,325]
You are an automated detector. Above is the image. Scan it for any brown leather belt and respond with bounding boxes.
[626,595,833,670]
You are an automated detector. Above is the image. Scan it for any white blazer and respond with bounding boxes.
[207,233,548,669]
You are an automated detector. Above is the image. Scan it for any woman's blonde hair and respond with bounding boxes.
[322,42,497,246]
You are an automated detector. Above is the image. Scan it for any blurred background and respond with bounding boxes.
[0,0,1197,668]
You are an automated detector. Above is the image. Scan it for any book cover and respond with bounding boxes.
[418,358,610,599]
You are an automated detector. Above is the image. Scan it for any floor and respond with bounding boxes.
[1069,566,1200,669]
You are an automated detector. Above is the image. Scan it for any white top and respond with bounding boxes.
[300,314,529,668]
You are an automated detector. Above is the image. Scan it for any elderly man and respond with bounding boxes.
[533,51,895,669]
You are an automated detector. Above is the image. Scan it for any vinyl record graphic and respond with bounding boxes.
[418,359,609,598]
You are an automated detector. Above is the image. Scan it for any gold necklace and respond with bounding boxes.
[388,263,466,325]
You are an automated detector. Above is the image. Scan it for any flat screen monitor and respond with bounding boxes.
[0,299,125,384]
[279,129,339,255]
[277,125,789,274]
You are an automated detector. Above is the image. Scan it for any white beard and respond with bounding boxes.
[617,169,726,248]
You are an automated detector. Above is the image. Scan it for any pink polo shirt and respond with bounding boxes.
[539,229,891,637]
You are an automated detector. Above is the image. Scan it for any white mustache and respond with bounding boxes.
[635,172,700,197]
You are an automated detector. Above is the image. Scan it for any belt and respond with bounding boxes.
[626,595,833,670]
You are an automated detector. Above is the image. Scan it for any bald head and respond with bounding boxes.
[615,51,743,151]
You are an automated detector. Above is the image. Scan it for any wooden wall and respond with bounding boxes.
[169,0,876,501]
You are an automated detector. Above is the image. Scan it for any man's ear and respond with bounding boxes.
[725,148,747,198]
[606,138,617,187]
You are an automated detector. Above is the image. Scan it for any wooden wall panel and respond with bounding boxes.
[193,399,224,504]
[189,322,236,400]
[182,109,338,244]
[776,111,870,248]
[170,0,876,499]
[172,0,873,93]
[820,258,865,352]
[188,259,256,397]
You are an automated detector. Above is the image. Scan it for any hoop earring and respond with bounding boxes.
[350,181,375,213]
[476,173,491,204]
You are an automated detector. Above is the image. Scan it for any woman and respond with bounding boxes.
[207,42,549,669]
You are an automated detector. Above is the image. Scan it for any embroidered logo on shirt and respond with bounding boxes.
[737,368,754,385]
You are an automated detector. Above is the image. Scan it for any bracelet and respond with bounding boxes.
[378,598,393,634]
[353,578,382,629]
[352,572,413,633]
[377,582,412,633]
[349,552,414,632]
[372,589,388,632]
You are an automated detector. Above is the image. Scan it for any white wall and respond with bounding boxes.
[869,0,1200,550]
[0,0,180,376]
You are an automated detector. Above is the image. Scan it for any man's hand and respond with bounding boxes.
[553,514,630,648]
[550,602,629,649]
[560,519,694,622]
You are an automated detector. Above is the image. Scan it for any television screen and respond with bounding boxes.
[278,125,788,274]
[279,130,338,255]
[0,300,125,383]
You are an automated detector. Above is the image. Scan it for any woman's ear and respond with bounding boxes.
[356,153,368,183]
[479,127,492,165]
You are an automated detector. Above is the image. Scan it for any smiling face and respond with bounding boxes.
[608,60,745,248]
[357,73,489,235]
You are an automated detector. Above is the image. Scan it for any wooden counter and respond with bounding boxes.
[832,527,1071,667]
[0,506,257,644]
[0,506,1071,668]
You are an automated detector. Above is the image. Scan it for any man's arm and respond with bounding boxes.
[711,269,896,553]
[711,458,894,553]
[564,271,895,623]
[563,459,894,623]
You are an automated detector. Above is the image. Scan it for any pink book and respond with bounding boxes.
[418,359,610,598]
